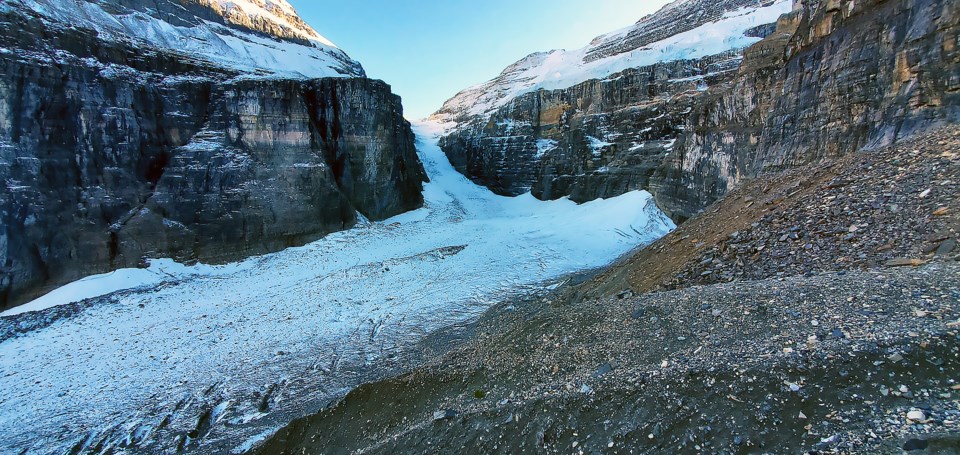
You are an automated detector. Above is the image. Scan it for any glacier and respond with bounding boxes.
[0,122,674,454]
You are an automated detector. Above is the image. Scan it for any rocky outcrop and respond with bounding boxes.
[0,2,426,310]
[438,0,959,224]
[651,0,960,221]
[439,51,748,199]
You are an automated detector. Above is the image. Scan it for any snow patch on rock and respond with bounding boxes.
[434,0,791,122]
[12,0,363,79]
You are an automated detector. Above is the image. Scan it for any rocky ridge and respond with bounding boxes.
[0,1,427,310]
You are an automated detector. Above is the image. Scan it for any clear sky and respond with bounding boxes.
[290,0,671,120]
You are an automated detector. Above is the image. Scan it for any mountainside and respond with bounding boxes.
[0,0,427,310]
[434,0,791,202]
[435,0,959,223]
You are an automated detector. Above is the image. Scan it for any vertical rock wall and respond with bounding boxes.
[0,12,425,310]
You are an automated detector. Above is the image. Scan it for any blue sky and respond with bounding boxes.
[290,1,671,119]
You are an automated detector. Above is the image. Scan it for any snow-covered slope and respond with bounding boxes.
[433,0,791,122]
[0,122,674,454]
[5,0,364,78]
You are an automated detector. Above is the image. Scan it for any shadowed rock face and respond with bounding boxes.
[439,0,959,223]
[0,3,426,310]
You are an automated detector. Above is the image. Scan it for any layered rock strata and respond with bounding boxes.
[0,1,426,309]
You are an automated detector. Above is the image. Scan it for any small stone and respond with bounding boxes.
[919,189,932,198]
[900,385,911,394]
[819,434,840,446]
[885,258,925,267]
[903,439,930,451]
[888,353,904,362]
[798,411,808,419]
[932,207,950,216]
[712,309,722,317]
[937,239,957,256]
[433,409,458,421]
[831,328,845,339]
[811,319,819,327]
[593,363,614,377]
[788,382,801,392]
[580,384,594,395]
[906,410,926,422]
[660,360,669,368]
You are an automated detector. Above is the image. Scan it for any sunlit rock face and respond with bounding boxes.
[436,0,959,223]
[651,0,959,221]
[0,0,426,310]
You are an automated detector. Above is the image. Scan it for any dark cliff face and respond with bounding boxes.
[652,0,960,221]
[439,51,747,200]
[439,0,958,224]
[0,6,426,310]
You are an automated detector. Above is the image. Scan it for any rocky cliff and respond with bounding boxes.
[436,0,959,223]
[652,0,960,220]
[0,0,426,310]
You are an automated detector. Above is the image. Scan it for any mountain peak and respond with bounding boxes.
[194,0,337,46]
[6,0,365,78]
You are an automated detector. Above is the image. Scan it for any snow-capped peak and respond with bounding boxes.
[432,0,791,124]
[197,0,338,47]
[8,0,365,79]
